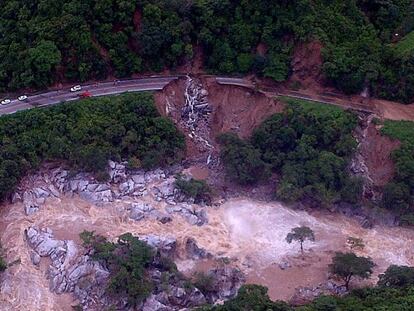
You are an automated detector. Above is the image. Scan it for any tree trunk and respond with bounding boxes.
[345,274,353,290]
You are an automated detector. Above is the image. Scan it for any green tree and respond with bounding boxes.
[329,252,375,290]
[210,285,292,311]
[0,243,7,272]
[22,40,61,88]
[218,133,270,185]
[174,175,211,203]
[286,226,315,255]
[378,265,414,288]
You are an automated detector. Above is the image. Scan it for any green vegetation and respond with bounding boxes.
[286,226,315,255]
[218,133,270,186]
[192,272,215,297]
[276,97,345,116]
[253,101,360,205]
[220,100,360,206]
[198,285,292,311]
[299,286,414,311]
[81,231,177,306]
[0,93,185,201]
[201,283,414,311]
[0,243,7,272]
[381,120,414,214]
[394,31,414,56]
[174,175,211,204]
[329,252,375,290]
[1,1,414,103]
[378,265,414,288]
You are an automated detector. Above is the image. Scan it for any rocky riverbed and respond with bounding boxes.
[1,162,414,310]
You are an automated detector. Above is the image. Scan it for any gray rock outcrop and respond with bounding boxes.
[128,203,172,224]
[166,204,208,226]
[25,226,110,303]
[185,237,211,260]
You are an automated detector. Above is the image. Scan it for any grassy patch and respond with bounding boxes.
[394,31,414,56]
[278,96,344,117]
[381,120,414,146]
[381,120,414,212]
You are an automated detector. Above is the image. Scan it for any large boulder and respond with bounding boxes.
[141,235,177,257]
[23,191,40,215]
[26,227,65,257]
[204,267,245,302]
[25,226,110,296]
[185,238,211,260]
[108,161,127,183]
[167,286,206,307]
[166,205,208,226]
[142,295,169,311]
[128,203,172,224]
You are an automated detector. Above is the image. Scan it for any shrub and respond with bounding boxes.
[378,265,414,288]
[192,272,215,296]
[174,175,211,203]
[218,133,270,185]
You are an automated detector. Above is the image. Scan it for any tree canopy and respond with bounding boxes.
[378,265,414,288]
[1,0,414,103]
[80,231,182,306]
[219,99,361,206]
[286,226,315,254]
[0,93,185,202]
[329,252,375,290]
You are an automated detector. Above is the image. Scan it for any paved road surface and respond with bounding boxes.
[0,75,378,117]
[0,77,178,116]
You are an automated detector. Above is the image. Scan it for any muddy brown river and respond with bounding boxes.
[1,196,414,310]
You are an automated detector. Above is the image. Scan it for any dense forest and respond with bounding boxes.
[0,93,184,201]
[219,99,362,207]
[1,0,414,103]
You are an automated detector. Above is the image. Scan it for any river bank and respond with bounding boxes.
[1,174,414,310]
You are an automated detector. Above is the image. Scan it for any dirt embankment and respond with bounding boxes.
[206,78,284,139]
[155,77,284,139]
[289,41,326,91]
[154,78,205,159]
[360,123,400,188]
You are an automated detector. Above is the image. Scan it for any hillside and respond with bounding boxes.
[2,1,414,310]
[1,0,414,103]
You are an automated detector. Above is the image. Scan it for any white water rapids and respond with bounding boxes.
[1,196,414,310]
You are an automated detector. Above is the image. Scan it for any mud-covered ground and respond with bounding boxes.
[2,191,414,310]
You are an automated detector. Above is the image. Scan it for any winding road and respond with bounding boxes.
[0,77,179,116]
[1,75,413,121]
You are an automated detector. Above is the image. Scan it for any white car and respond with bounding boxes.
[18,95,28,101]
[1,99,11,105]
[70,85,82,92]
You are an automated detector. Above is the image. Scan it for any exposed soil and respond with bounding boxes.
[155,77,285,161]
[288,41,326,91]
[375,98,414,121]
[204,78,285,140]
[360,123,401,187]
[154,78,206,160]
